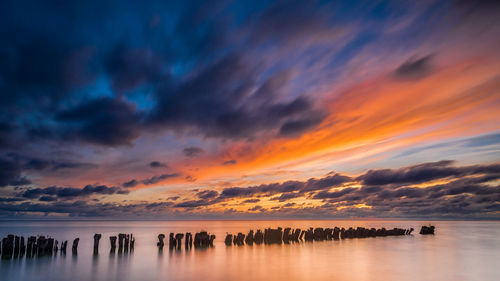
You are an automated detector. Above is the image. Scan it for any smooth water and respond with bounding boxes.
[0,220,498,281]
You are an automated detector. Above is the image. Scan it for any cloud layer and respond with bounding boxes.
[0,0,499,219]
[1,160,498,219]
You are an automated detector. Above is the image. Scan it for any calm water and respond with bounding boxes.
[0,220,498,281]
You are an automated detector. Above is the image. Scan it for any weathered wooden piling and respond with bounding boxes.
[19,237,25,258]
[303,228,313,242]
[283,228,292,243]
[245,230,254,245]
[157,234,165,249]
[224,234,233,246]
[36,236,46,255]
[175,233,184,249]
[130,234,135,250]
[185,233,192,248]
[2,235,14,259]
[264,227,283,244]
[254,230,263,244]
[47,238,55,254]
[169,233,176,249]
[93,234,102,255]
[109,236,117,251]
[299,230,305,241]
[14,236,20,257]
[72,238,80,254]
[233,233,245,246]
[118,233,125,251]
[419,225,435,235]
[26,236,35,257]
[61,240,67,253]
[193,231,215,248]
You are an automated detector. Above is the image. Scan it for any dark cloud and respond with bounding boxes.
[0,121,16,148]
[197,190,219,199]
[248,205,263,211]
[122,173,180,187]
[0,200,177,218]
[313,187,357,199]
[8,176,32,186]
[357,160,500,185]
[218,173,351,199]
[56,97,143,146]
[104,45,168,94]
[149,161,168,168]
[183,147,204,157]
[0,157,27,187]
[185,175,197,182]
[142,173,179,185]
[23,158,96,171]
[247,0,338,45]
[1,159,500,218]
[0,197,26,202]
[20,184,129,199]
[304,173,353,191]
[173,198,220,208]
[0,35,93,109]
[122,179,139,188]
[278,114,325,137]
[242,198,260,203]
[393,54,434,80]
[146,53,325,139]
[222,159,237,165]
[271,192,302,202]
[39,196,57,202]
[0,0,333,153]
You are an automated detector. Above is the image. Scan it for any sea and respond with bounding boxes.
[0,220,498,281]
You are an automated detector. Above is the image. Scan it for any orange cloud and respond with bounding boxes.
[162,53,500,188]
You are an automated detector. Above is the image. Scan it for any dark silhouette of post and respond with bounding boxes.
[61,240,67,254]
[93,234,102,255]
[72,238,80,255]
[419,225,435,235]
[185,233,192,249]
[130,234,135,251]
[169,233,175,249]
[109,236,117,253]
[157,234,165,250]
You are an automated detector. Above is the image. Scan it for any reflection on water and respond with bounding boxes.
[1,220,499,281]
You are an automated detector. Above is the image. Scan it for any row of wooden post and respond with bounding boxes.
[1,234,79,259]
[157,231,215,250]
[225,226,423,246]
[1,226,434,258]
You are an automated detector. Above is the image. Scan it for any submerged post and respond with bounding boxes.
[93,234,102,255]
[130,234,135,250]
[61,240,67,254]
[110,236,117,252]
[72,238,80,255]
[419,226,435,235]
[157,234,165,249]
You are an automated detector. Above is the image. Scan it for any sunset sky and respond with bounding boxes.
[0,0,499,219]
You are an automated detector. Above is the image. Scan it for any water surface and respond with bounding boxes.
[1,220,498,281]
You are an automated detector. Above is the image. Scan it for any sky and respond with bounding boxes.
[0,0,499,219]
